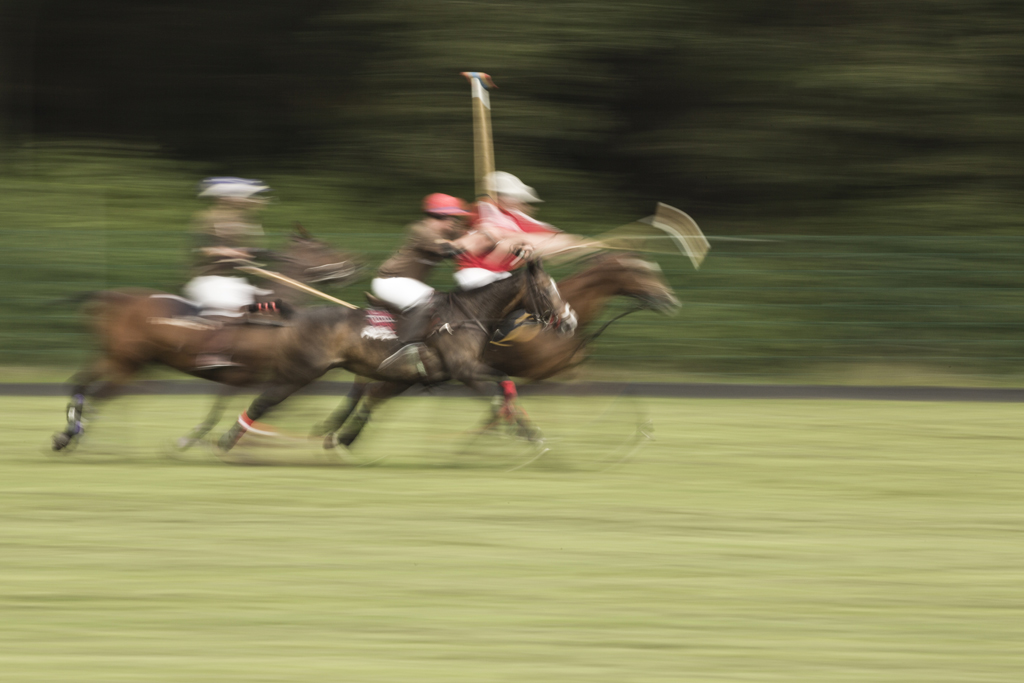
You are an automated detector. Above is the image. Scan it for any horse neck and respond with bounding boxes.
[557,266,620,326]
[452,272,528,322]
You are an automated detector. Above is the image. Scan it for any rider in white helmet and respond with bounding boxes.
[454,171,596,290]
[184,177,274,370]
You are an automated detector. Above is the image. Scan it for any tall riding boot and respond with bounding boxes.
[396,302,433,345]
[378,302,433,378]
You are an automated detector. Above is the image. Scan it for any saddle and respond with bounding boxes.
[147,294,289,330]
[362,292,439,344]
[364,292,396,313]
[361,293,400,341]
[490,309,543,347]
[145,294,222,330]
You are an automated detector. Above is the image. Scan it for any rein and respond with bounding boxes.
[432,267,553,337]
[436,291,488,335]
[570,303,644,352]
[520,266,559,329]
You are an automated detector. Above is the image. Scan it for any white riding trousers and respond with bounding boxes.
[183,276,272,317]
[454,268,512,291]
[371,277,434,312]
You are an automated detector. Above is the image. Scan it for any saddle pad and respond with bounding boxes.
[490,310,542,347]
[361,308,398,341]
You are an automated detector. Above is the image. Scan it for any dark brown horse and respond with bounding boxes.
[51,231,363,452]
[214,259,572,452]
[315,252,680,449]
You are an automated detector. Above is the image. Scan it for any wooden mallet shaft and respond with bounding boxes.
[461,72,497,201]
[237,265,358,309]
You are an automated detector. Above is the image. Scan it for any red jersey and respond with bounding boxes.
[455,202,559,272]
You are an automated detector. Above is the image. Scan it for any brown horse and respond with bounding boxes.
[51,231,363,452]
[484,252,679,379]
[213,259,572,452]
[272,225,363,303]
[315,252,680,449]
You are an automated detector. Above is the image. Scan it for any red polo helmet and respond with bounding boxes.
[423,193,470,217]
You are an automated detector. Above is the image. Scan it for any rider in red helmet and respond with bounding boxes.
[371,193,475,373]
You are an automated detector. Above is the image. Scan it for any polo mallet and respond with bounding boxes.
[587,203,711,269]
[461,72,497,201]
[235,263,359,309]
[651,203,710,268]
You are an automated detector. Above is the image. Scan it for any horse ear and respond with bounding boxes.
[293,222,312,240]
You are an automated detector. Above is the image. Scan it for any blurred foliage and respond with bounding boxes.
[1,0,1023,220]
[0,1,1023,381]
[0,146,1021,384]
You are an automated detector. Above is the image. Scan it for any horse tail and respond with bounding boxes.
[48,291,100,306]
[49,290,136,307]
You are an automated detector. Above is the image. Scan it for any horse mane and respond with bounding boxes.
[441,268,530,320]
[560,252,660,288]
[559,252,621,287]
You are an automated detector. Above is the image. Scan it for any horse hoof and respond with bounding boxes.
[51,432,71,452]
[322,433,338,450]
[175,436,195,451]
[216,434,236,453]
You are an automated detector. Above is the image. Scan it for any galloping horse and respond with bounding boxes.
[51,230,362,452]
[214,259,572,452]
[484,252,680,379]
[315,252,680,448]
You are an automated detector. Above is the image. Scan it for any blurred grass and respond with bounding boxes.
[2,146,1023,385]
[2,394,1023,681]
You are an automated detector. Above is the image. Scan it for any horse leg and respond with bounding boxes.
[440,342,539,441]
[334,382,411,449]
[52,390,87,452]
[175,386,233,451]
[456,362,541,443]
[216,379,309,452]
[472,375,539,441]
[500,379,542,441]
[52,356,137,452]
[311,377,370,441]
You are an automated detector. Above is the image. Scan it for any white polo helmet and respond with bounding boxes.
[198,177,270,199]
[487,171,543,203]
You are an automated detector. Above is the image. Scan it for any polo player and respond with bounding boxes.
[183,177,277,370]
[454,171,590,329]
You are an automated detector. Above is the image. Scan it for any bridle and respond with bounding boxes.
[521,263,576,334]
[432,264,576,338]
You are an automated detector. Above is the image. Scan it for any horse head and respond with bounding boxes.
[525,258,578,335]
[275,224,365,289]
[596,252,680,314]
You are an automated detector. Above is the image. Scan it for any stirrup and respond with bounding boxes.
[195,354,242,371]
[378,343,427,378]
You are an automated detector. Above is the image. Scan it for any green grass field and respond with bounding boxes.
[2,395,1023,682]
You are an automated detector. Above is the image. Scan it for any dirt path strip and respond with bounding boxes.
[4,381,1023,402]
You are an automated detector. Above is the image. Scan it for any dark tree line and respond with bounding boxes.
[2,0,1024,226]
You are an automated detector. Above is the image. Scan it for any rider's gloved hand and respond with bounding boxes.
[512,243,535,260]
[436,240,466,258]
[246,299,294,319]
